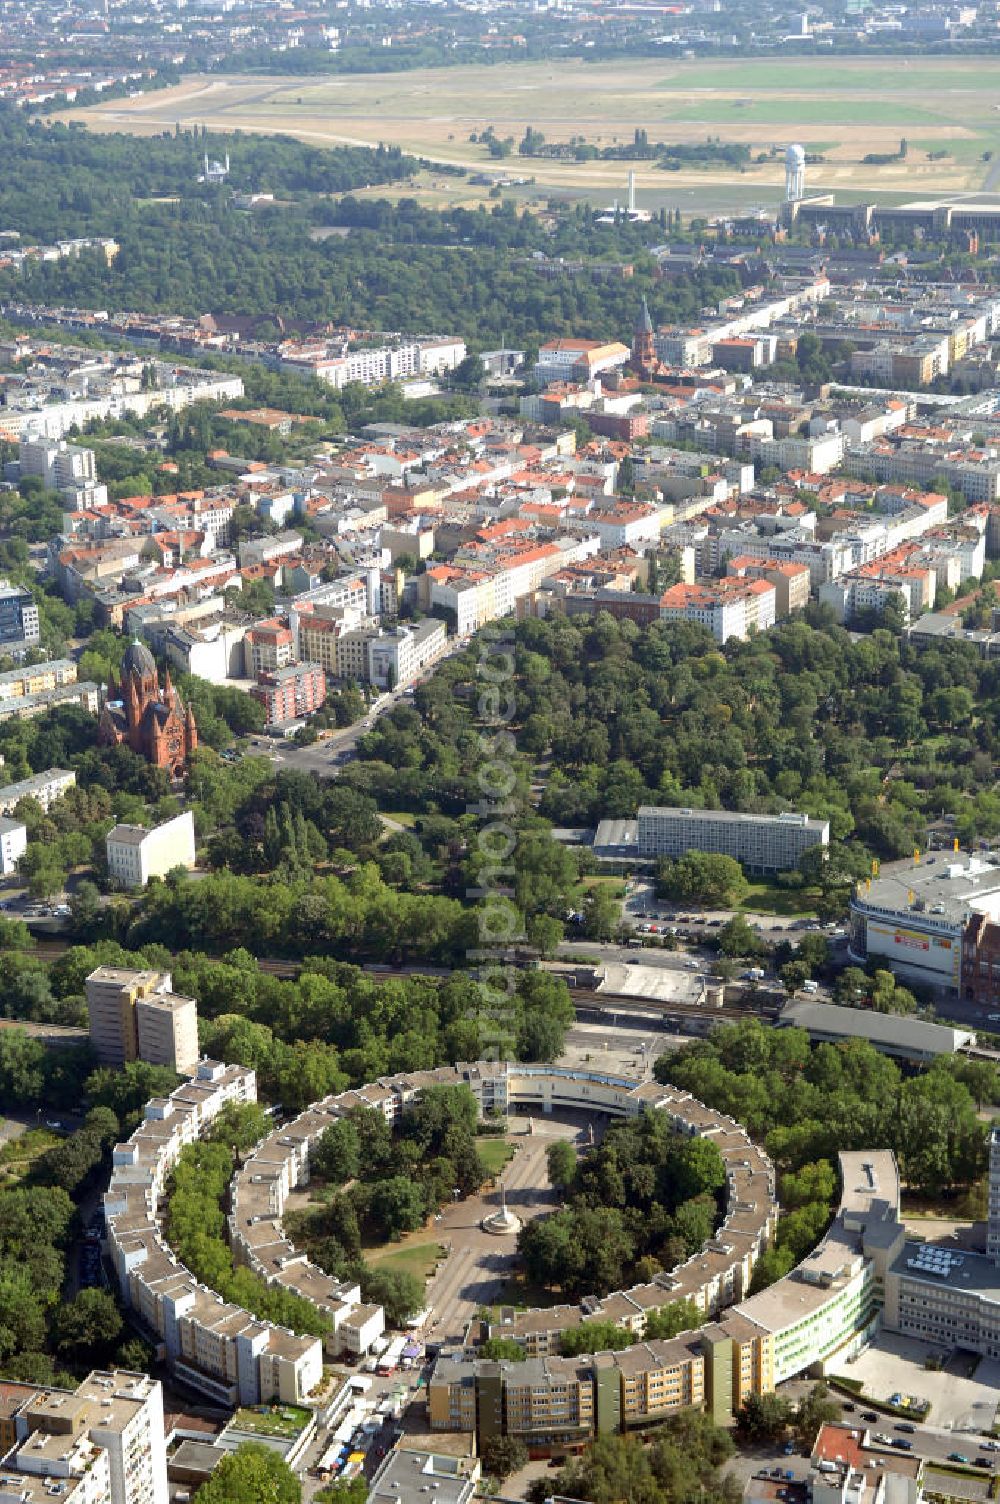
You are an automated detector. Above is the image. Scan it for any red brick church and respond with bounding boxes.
[98,641,198,778]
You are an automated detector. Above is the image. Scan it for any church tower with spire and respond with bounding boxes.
[631,297,657,378]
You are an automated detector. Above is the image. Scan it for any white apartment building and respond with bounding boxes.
[103,1060,332,1408]
[19,437,106,507]
[657,580,776,644]
[637,806,830,872]
[716,530,854,590]
[0,766,75,815]
[1,1371,168,1504]
[367,619,447,690]
[820,575,917,625]
[425,570,498,636]
[586,505,666,551]
[0,817,26,876]
[283,337,466,390]
[747,431,845,476]
[106,811,196,890]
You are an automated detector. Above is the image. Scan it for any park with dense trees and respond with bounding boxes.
[519,1110,727,1297]
[655,1021,992,1290]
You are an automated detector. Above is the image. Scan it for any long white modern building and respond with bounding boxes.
[637,806,829,873]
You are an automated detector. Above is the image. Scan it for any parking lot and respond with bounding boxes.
[830,1333,1000,1433]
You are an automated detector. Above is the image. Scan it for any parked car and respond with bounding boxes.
[895,1424,916,1434]
[947,1453,969,1464]
[862,1412,879,1423]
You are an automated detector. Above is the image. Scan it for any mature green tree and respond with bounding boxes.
[197,1444,300,1504]
[546,1138,577,1192]
[359,1267,424,1327]
[312,1119,362,1184]
[559,1322,633,1356]
[738,1392,793,1443]
[794,1385,839,1449]
[478,1337,527,1362]
[52,1289,123,1363]
[656,852,748,908]
[481,1436,528,1480]
[644,1299,703,1340]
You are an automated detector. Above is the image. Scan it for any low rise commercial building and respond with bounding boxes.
[848,853,1000,994]
[367,1448,479,1504]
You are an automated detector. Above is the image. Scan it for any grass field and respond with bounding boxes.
[54,55,1000,215]
[365,1241,444,1281]
[739,880,820,917]
[477,1137,517,1177]
[0,1127,61,1187]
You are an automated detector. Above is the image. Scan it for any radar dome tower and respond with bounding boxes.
[785,143,806,203]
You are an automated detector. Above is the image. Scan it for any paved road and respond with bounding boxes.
[422,1115,584,1345]
[244,638,471,780]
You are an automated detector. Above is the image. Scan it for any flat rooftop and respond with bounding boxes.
[855,852,1000,928]
[637,806,829,831]
[781,1000,974,1058]
[369,1448,477,1504]
[893,1240,1000,1302]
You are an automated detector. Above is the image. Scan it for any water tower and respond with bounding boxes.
[785,142,806,203]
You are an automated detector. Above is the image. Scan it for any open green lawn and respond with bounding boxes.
[477,1138,518,1177]
[231,1405,312,1438]
[366,1242,444,1281]
[0,1127,61,1186]
[381,811,417,827]
[739,881,820,917]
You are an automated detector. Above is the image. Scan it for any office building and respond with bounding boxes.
[0,818,26,876]
[0,767,75,815]
[105,811,196,890]
[636,806,829,873]
[86,966,198,1075]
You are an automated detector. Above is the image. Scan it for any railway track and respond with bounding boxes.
[29,933,764,1028]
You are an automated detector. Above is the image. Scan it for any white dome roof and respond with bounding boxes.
[786,143,806,166]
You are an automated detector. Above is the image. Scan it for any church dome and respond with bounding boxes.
[122,640,156,679]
